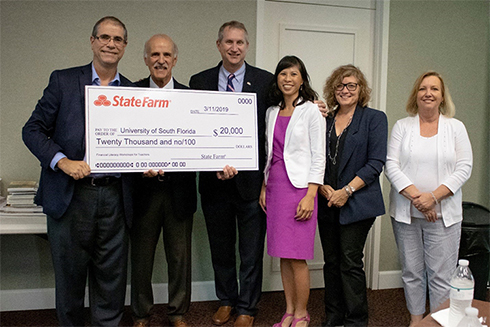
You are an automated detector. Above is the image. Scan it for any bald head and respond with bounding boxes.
[144,34,178,58]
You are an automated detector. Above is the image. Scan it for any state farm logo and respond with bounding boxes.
[93,94,170,108]
[94,95,111,106]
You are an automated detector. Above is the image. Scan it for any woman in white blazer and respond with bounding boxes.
[259,56,325,327]
[385,71,473,326]
[263,97,326,190]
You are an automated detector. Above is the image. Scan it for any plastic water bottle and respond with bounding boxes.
[448,259,474,327]
[456,307,482,327]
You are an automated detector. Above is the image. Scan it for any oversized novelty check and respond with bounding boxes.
[85,86,258,173]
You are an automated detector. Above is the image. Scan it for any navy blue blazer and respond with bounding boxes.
[189,61,273,201]
[324,105,388,225]
[22,63,135,225]
[133,77,197,216]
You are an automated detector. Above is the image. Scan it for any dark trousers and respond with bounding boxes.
[130,182,193,320]
[201,188,266,316]
[318,204,375,327]
[47,179,128,327]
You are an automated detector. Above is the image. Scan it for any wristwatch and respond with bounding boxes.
[348,184,356,194]
[344,185,352,197]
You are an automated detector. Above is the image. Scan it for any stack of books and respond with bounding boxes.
[5,181,40,210]
[0,181,46,234]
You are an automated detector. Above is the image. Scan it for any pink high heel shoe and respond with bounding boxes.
[291,313,310,327]
[273,312,294,327]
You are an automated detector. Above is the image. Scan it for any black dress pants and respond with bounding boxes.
[318,203,375,327]
[48,179,128,327]
[201,186,266,317]
[130,180,193,321]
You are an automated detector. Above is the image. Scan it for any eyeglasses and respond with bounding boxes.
[94,34,126,46]
[335,83,358,91]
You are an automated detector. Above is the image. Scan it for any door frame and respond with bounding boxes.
[255,0,391,290]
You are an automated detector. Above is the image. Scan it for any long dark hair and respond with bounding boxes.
[268,55,317,109]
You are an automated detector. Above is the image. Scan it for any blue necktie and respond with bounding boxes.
[226,73,235,92]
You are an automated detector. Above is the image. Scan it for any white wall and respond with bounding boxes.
[0,0,258,293]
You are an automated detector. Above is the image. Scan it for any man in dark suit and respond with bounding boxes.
[22,16,133,326]
[130,34,197,327]
[189,21,273,327]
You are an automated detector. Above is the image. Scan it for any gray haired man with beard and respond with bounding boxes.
[130,34,197,327]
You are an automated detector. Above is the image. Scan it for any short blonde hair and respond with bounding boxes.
[406,71,455,118]
[323,64,371,114]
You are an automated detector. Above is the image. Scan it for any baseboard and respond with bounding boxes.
[1,272,403,312]
[377,270,403,289]
[0,288,56,312]
[0,281,218,312]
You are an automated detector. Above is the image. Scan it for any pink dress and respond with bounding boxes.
[266,115,318,260]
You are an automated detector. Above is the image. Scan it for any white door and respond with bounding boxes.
[256,0,382,291]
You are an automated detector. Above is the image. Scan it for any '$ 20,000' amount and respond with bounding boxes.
[213,126,244,136]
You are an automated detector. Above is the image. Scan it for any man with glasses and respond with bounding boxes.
[22,16,133,326]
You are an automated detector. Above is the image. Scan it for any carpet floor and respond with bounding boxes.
[0,288,424,327]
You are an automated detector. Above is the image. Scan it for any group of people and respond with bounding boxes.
[22,15,473,327]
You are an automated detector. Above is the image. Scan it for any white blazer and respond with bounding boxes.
[385,114,473,227]
[264,101,326,188]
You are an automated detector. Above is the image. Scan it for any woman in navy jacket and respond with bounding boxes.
[318,65,387,327]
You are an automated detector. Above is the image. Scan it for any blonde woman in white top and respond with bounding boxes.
[385,71,473,326]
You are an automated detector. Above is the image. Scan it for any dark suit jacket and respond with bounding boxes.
[189,62,273,201]
[324,105,388,225]
[133,77,197,216]
[22,63,135,225]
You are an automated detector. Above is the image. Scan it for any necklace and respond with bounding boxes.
[327,115,353,165]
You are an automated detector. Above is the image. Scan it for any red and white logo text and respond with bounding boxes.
[94,94,170,108]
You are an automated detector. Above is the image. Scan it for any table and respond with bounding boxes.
[0,200,47,234]
[414,299,490,326]
[0,214,47,234]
